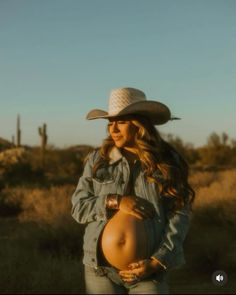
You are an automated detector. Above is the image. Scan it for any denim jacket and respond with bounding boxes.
[71,147,191,270]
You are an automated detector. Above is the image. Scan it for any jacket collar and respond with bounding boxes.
[108,146,141,167]
[108,146,123,164]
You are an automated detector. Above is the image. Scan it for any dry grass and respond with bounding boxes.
[0,169,236,293]
[2,185,74,226]
[190,169,236,208]
[189,169,236,227]
[0,228,85,294]
[168,169,236,293]
[0,184,85,294]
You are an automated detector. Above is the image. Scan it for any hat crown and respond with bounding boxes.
[108,87,146,115]
[86,86,174,125]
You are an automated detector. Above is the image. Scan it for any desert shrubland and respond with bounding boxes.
[0,145,93,187]
[182,169,236,280]
[190,169,236,207]
[2,185,74,225]
[0,183,85,294]
[0,168,236,293]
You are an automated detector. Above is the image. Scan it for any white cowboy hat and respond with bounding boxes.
[86,87,179,125]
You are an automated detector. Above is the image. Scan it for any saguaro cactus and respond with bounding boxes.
[16,114,21,147]
[38,123,48,152]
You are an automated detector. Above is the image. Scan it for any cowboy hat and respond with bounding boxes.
[86,87,179,125]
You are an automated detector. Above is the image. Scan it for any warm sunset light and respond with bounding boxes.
[0,1,235,294]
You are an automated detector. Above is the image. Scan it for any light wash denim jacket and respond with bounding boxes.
[71,147,191,270]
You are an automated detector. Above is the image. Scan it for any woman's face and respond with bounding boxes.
[108,118,137,148]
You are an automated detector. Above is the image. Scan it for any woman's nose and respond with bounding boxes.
[111,122,119,133]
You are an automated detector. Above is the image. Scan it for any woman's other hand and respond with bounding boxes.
[119,258,164,283]
[119,195,156,219]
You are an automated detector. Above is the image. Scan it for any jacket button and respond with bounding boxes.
[91,258,95,262]
[94,238,97,242]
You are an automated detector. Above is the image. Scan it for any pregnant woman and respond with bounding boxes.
[71,87,195,294]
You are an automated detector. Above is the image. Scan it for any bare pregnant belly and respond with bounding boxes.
[100,210,149,270]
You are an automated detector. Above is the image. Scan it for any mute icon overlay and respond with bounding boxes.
[212,270,228,286]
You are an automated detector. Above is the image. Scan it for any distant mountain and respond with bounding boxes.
[0,137,14,151]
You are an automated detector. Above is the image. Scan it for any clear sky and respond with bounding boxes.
[1,0,236,148]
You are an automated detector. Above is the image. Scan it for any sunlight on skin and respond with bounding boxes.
[108,117,140,164]
[119,258,163,283]
[108,118,137,149]
[103,117,164,282]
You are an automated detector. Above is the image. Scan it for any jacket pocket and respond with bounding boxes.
[92,169,120,196]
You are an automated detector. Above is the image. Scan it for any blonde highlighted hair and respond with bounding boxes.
[93,115,195,211]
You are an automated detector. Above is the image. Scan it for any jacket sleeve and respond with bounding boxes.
[151,201,191,270]
[71,151,108,224]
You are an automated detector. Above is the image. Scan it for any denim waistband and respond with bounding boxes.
[86,264,141,288]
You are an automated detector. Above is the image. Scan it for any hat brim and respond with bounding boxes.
[86,100,171,125]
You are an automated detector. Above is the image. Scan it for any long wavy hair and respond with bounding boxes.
[92,115,195,211]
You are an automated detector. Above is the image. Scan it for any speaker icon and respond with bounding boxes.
[216,274,224,282]
[212,270,227,286]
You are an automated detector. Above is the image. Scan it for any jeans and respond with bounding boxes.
[84,265,169,294]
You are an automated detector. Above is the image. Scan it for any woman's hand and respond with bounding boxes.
[119,195,156,219]
[119,258,164,283]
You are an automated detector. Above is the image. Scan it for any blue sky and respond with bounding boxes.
[1,0,236,148]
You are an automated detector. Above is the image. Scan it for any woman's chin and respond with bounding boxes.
[114,141,125,148]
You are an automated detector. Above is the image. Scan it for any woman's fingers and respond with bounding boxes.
[120,259,155,282]
[130,210,144,219]
[129,206,153,219]
[119,259,154,282]
[120,195,156,219]
[119,270,141,282]
[119,271,135,277]
[133,197,156,217]
[128,260,145,269]
[133,204,154,219]
[140,202,156,216]
[134,208,149,219]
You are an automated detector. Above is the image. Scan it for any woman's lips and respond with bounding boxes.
[112,136,122,141]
